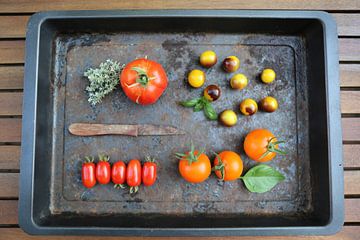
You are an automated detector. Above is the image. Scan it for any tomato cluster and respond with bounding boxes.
[81,155,157,193]
[176,129,286,184]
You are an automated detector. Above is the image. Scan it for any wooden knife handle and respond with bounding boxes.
[68,123,138,136]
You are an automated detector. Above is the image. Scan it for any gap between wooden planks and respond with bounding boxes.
[0,118,359,143]
[0,198,359,224]
[0,226,358,240]
[1,38,359,64]
[0,14,359,38]
[1,64,359,90]
[0,0,359,12]
[1,91,360,116]
[0,144,356,170]
[1,170,359,198]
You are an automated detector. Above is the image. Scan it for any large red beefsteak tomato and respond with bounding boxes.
[120,58,168,105]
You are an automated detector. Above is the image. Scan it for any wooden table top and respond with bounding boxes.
[0,1,359,239]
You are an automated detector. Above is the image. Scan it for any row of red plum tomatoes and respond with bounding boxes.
[81,155,156,193]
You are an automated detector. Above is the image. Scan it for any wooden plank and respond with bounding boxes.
[343,145,360,168]
[0,38,358,65]
[345,199,360,222]
[333,14,360,37]
[341,91,360,114]
[0,66,24,90]
[0,146,20,169]
[0,14,357,39]
[339,39,360,62]
[0,173,18,198]
[0,199,359,230]
[0,200,17,224]
[342,118,360,142]
[0,0,359,13]
[0,119,21,143]
[0,226,358,240]
[0,64,357,90]
[340,64,360,88]
[0,40,24,64]
[0,170,358,199]
[0,16,29,38]
[0,92,23,116]
[344,171,360,195]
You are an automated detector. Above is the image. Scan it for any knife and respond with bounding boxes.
[68,123,185,137]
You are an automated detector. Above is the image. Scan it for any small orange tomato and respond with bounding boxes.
[244,129,286,162]
[213,151,243,181]
[176,148,211,183]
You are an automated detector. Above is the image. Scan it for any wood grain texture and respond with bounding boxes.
[0,92,23,116]
[339,39,360,62]
[343,145,360,168]
[342,118,360,142]
[340,64,360,88]
[0,16,29,38]
[0,226,358,240]
[0,199,358,226]
[0,200,18,224]
[0,39,358,65]
[333,14,360,37]
[0,170,358,198]
[341,91,360,114]
[0,14,357,39]
[0,173,18,198]
[0,146,20,169]
[0,117,357,145]
[0,0,359,13]
[344,171,360,196]
[0,119,21,142]
[0,40,24,64]
[345,199,360,222]
[0,66,24,90]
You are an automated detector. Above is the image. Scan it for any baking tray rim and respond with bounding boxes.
[19,9,343,236]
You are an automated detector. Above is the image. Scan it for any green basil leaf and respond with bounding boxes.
[241,164,285,193]
[203,101,218,120]
[179,98,201,107]
[193,101,204,112]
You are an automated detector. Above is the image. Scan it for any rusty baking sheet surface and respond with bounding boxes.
[49,32,311,216]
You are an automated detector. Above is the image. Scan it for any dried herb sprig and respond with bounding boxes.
[84,59,124,106]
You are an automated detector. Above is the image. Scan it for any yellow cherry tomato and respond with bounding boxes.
[260,96,278,112]
[240,98,258,116]
[222,56,240,72]
[220,110,238,127]
[188,69,205,88]
[261,68,276,83]
[230,73,248,90]
[200,50,217,68]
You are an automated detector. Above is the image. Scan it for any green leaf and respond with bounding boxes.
[193,101,204,112]
[203,101,218,120]
[241,164,285,193]
[180,98,201,107]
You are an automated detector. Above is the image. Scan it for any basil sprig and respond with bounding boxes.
[240,164,285,193]
[180,97,218,120]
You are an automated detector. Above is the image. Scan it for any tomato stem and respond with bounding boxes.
[84,156,94,163]
[212,152,225,180]
[145,156,156,163]
[131,67,149,87]
[129,186,139,194]
[98,154,110,162]
[259,137,287,160]
[175,143,204,165]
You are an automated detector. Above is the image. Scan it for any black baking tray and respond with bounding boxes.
[19,10,343,236]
